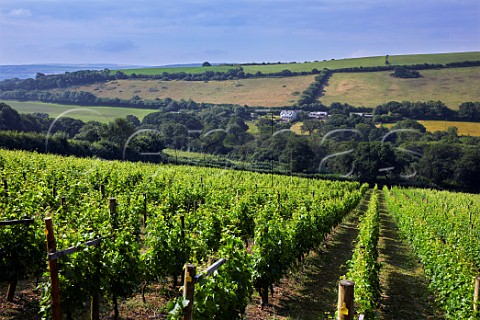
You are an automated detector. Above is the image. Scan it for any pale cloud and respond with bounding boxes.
[8,8,31,18]
[0,0,478,65]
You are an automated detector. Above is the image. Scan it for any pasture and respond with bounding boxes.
[118,51,480,75]
[1,100,156,123]
[290,122,308,135]
[57,75,316,107]
[418,120,480,136]
[320,66,480,109]
[119,65,235,76]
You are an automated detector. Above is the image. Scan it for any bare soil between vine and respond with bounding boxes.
[377,192,443,320]
[0,280,41,320]
[245,192,371,319]
[1,193,371,320]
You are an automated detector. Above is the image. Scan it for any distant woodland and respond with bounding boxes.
[0,101,479,192]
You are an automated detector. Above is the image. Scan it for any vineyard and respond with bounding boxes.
[344,187,380,318]
[0,149,366,319]
[1,149,479,319]
[383,186,480,319]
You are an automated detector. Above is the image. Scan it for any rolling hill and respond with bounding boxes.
[320,66,480,109]
[2,52,479,115]
[0,100,154,123]
[51,75,316,107]
[119,51,480,75]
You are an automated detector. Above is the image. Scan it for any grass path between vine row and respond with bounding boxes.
[246,191,372,320]
[377,191,443,320]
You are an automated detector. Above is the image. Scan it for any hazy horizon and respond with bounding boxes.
[0,0,479,66]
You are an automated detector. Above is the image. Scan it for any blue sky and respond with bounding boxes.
[0,0,479,65]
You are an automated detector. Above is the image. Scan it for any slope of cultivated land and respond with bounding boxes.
[1,100,155,123]
[377,193,441,320]
[246,191,370,320]
[418,120,480,136]
[119,52,480,75]
[242,52,480,74]
[290,122,309,135]
[54,76,315,107]
[0,149,367,320]
[320,66,480,109]
[381,121,480,136]
[119,65,235,76]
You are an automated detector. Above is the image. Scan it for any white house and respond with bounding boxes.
[279,110,299,122]
[349,112,373,118]
[308,111,328,120]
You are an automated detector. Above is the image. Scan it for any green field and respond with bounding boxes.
[320,66,480,109]
[55,75,315,107]
[245,120,259,134]
[381,120,480,136]
[119,52,480,75]
[1,100,156,123]
[418,120,480,136]
[290,122,308,135]
[119,65,236,76]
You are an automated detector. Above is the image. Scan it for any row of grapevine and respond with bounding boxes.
[384,186,479,319]
[252,188,364,307]
[0,149,367,319]
[343,187,381,318]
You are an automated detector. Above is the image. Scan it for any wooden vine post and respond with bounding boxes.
[183,264,196,320]
[44,218,62,320]
[180,215,185,239]
[109,197,117,230]
[143,192,147,228]
[45,217,103,320]
[337,280,355,320]
[474,276,480,313]
[3,178,8,196]
[6,278,16,302]
[182,258,226,320]
[108,197,120,319]
[90,246,101,320]
[469,207,473,240]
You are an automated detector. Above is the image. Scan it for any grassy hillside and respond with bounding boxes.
[1,100,155,123]
[418,120,480,136]
[119,65,235,76]
[119,52,480,75]
[5,52,479,113]
[320,66,480,109]
[290,122,308,135]
[54,75,316,107]
[381,120,480,136]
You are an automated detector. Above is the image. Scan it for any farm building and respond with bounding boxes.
[308,111,328,120]
[350,112,373,118]
[280,110,299,122]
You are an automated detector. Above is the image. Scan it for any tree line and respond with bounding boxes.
[0,102,479,193]
[1,87,479,122]
[1,60,478,92]
[334,60,480,73]
[296,69,331,105]
[373,101,480,122]
[0,90,239,112]
[0,67,322,92]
